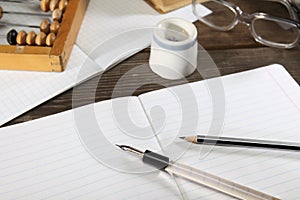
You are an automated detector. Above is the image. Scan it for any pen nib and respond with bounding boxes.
[115,144,126,151]
[115,144,144,157]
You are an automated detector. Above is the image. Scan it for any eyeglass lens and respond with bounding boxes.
[253,18,299,45]
[194,0,236,29]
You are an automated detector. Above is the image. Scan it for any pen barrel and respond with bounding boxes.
[165,161,280,200]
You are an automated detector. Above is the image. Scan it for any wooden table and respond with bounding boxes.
[2,3,300,127]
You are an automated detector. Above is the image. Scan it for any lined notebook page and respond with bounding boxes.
[0,0,196,126]
[0,46,101,126]
[139,64,300,199]
[0,97,182,199]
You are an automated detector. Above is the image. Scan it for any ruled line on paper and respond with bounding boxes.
[0,97,181,199]
[138,64,300,199]
[266,67,300,112]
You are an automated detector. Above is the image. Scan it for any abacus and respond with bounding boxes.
[0,0,89,72]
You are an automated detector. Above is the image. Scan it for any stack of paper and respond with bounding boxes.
[0,64,299,199]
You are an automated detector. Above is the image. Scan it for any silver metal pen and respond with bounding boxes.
[116,144,280,200]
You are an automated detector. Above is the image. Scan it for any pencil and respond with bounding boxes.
[180,135,300,151]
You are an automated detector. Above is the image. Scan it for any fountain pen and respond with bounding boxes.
[116,144,280,200]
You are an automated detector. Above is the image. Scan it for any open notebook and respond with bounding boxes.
[0,0,196,126]
[0,64,299,199]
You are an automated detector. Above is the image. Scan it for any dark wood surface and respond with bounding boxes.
[2,5,300,127]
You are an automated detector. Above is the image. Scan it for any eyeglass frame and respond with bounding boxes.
[192,0,300,48]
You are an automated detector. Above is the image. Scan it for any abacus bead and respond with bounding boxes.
[0,6,3,19]
[50,20,60,34]
[16,30,27,45]
[52,9,62,21]
[40,19,50,34]
[35,32,47,46]
[40,0,50,12]
[7,29,18,45]
[46,33,56,46]
[50,0,59,11]
[59,0,68,12]
[26,31,37,45]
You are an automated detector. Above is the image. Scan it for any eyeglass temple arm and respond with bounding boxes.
[288,0,300,19]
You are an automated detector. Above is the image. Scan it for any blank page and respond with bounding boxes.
[139,64,300,199]
[0,97,182,199]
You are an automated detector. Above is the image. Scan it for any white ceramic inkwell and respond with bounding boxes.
[149,17,198,80]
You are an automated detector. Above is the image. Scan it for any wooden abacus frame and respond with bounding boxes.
[0,0,89,72]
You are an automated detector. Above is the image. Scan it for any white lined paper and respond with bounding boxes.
[0,97,181,199]
[139,64,300,199]
[0,64,299,199]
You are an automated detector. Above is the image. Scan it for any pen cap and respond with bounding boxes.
[143,150,169,170]
[149,17,198,80]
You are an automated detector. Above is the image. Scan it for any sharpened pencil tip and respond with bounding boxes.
[179,136,197,143]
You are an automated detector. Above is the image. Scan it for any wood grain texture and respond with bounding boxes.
[51,0,90,70]
[3,45,300,127]
[144,0,191,13]
[2,0,300,127]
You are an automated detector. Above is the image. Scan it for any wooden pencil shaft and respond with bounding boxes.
[186,135,300,151]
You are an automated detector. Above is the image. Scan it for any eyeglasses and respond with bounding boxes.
[192,0,300,48]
